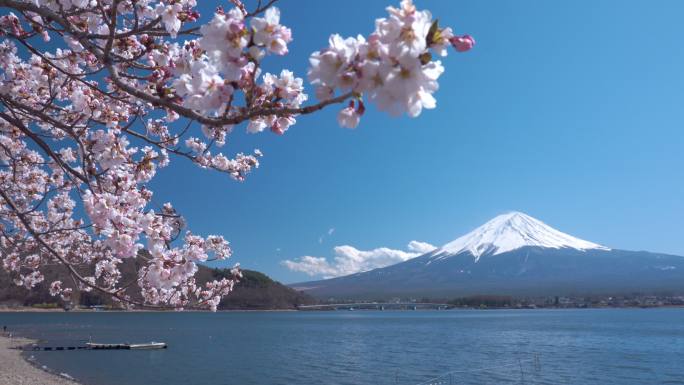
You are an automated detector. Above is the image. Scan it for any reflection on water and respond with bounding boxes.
[3,309,684,385]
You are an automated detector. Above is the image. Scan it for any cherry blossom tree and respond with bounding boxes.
[0,0,473,310]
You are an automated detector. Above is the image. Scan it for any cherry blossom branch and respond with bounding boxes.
[107,63,353,126]
[0,111,89,184]
[0,187,152,307]
[0,0,473,311]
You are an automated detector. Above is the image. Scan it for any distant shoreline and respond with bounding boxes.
[0,306,298,313]
[0,307,70,313]
[2,305,684,313]
[0,334,81,385]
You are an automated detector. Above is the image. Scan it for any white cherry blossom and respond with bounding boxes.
[337,105,361,129]
[251,7,292,55]
[156,3,183,38]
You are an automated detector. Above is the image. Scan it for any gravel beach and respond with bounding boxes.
[0,335,80,385]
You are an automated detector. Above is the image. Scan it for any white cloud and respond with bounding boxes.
[282,241,436,279]
[407,240,437,254]
[282,256,340,278]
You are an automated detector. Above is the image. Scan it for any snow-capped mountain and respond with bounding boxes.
[434,212,609,261]
[293,212,684,299]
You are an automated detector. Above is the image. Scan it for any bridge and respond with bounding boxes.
[297,303,452,311]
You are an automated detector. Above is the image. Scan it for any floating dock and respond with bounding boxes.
[86,342,167,350]
[25,342,167,351]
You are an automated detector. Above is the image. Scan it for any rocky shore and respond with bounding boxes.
[0,334,79,385]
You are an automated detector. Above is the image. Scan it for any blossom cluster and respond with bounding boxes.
[308,0,474,128]
[0,0,472,309]
[153,5,304,136]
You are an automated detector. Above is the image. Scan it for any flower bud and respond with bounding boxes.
[450,34,475,52]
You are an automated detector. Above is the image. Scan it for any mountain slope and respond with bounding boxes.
[0,260,316,310]
[292,213,684,299]
[438,212,608,260]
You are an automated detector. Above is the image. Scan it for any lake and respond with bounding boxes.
[2,309,684,384]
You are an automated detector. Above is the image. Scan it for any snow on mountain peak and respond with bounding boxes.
[436,212,609,260]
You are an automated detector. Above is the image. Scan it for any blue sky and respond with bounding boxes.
[149,0,684,282]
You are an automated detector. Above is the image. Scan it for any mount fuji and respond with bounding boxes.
[292,212,684,299]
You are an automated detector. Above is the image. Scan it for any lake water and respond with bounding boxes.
[2,309,684,384]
